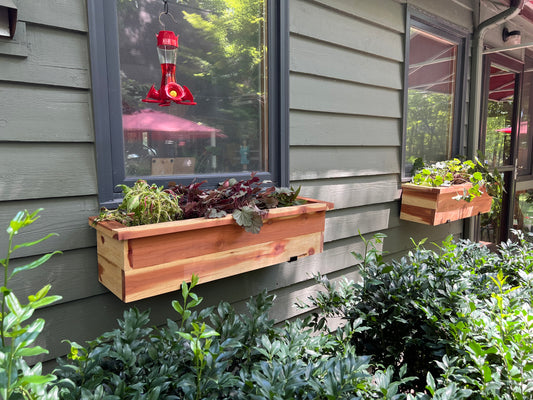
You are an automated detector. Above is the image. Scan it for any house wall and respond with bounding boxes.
[0,0,476,364]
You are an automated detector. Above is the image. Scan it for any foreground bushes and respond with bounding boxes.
[52,276,410,399]
[306,232,533,399]
[3,209,533,399]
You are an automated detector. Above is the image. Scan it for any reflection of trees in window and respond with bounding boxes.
[405,89,454,168]
[485,100,512,168]
[116,0,267,174]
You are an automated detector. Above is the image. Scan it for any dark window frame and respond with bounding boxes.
[401,8,469,180]
[87,0,289,207]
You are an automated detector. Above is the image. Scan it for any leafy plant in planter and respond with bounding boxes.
[97,179,182,226]
[401,157,503,225]
[167,173,305,234]
[97,173,305,234]
[90,174,332,302]
[411,157,502,201]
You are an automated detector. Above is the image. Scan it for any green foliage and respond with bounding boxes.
[411,157,503,208]
[53,274,414,399]
[10,212,533,399]
[96,180,183,226]
[101,174,305,233]
[405,90,455,166]
[305,231,533,398]
[0,210,62,399]
[182,0,265,90]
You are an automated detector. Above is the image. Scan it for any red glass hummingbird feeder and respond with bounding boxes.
[143,30,196,107]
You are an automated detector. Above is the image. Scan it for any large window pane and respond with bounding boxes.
[484,64,515,168]
[405,27,458,175]
[117,0,267,177]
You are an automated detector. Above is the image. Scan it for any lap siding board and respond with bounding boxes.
[89,198,333,302]
[400,183,492,226]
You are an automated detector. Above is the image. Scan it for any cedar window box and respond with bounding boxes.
[89,198,333,302]
[400,183,492,226]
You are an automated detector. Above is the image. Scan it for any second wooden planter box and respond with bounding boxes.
[90,198,333,302]
[400,183,492,226]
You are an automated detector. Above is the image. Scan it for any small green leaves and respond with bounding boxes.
[0,209,61,399]
[10,251,62,280]
[6,209,43,236]
[410,157,502,208]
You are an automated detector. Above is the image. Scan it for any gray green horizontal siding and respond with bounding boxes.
[289,0,471,298]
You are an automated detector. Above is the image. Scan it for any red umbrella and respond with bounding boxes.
[122,109,227,141]
[496,121,528,134]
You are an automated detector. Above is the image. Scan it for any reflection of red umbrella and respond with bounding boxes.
[122,109,227,141]
[496,121,528,134]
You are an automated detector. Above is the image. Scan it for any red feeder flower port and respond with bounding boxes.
[143,30,196,107]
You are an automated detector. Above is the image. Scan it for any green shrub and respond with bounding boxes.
[53,276,414,399]
[304,231,533,398]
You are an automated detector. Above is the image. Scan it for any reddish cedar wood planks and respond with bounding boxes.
[89,198,334,302]
[400,183,492,226]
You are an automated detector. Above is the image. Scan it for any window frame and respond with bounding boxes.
[401,8,469,180]
[87,0,289,207]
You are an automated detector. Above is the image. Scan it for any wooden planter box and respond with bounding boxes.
[400,183,492,226]
[89,198,333,302]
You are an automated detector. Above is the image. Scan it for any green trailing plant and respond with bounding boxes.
[0,209,62,400]
[411,157,503,203]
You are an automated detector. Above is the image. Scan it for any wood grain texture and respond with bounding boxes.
[91,200,331,302]
[293,175,402,210]
[324,202,400,242]
[290,74,402,118]
[400,184,493,225]
[0,22,28,57]
[0,197,99,258]
[290,147,400,180]
[9,248,106,304]
[290,0,404,61]
[17,0,88,32]
[290,111,401,147]
[290,35,402,90]
[0,25,89,88]
[0,143,98,201]
[311,0,405,33]
[0,84,92,142]
[115,232,323,302]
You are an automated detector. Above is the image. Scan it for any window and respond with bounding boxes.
[517,55,533,177]
[87,0,288,206]
[402,11,467,177]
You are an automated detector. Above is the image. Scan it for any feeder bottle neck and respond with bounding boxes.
[157,30,179,65]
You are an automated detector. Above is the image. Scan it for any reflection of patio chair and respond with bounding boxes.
[126,144,157,176]
[151,157,196,175]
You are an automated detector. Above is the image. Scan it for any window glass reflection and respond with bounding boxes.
[116,0,268,177]
[405,27,457,175]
